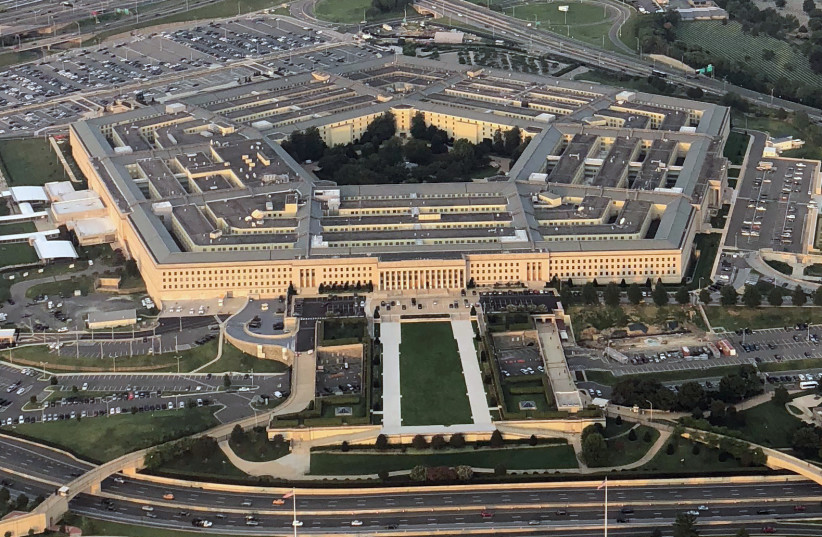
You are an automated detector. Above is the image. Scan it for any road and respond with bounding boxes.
[414,0,822,120]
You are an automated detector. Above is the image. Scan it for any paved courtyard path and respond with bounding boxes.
[451,319,492,426]
[380,321,402,429]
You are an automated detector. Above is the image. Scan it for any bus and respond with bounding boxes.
[799,380,818,390]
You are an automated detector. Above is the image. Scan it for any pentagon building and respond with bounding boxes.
[69,56,730,306]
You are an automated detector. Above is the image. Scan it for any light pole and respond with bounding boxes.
[74,21,81,36]
[646,399,653,422]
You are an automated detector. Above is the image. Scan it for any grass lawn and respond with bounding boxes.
[805,264,822,277]
[734,400,804,448]
[705,306,822,332]
[7,340,267,373]
[399,322,472,426]
[0,222,37,236]
[733,112,803,138]
[575,69,679,95]
[760,357,822,373]
[689,233,721,288]
[200,342,288,374]
[765,259,793,275]
[603,417,634,438]
[506,1,621,51]
[315,0,400,23]
[723,131,749,165]
[153,449,247,481]
[637,437,749,474]
[605,425,659,467]
[320,318,366,346]
[6,407,218,462]
[309,445,578,474]
[69,516,244,537]
[0,138,67,186]
[229,427,289,462]
[0,243,38,268]
[501,379,552,413]
[89,0,284,42]
[24,275,95,299]
[586,365,751,386]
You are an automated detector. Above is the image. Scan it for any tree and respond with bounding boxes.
[814,288,822,306]
[699,288,712,304]
[672,513,699,537]
[652,283,669,306]
[742,286,761,307]
[735,529,750,537]
[14,494,28,511]
[768,287,784,306]
[794,110,811,130]
[431,434,447,450]
[628,428,638,441]
[675,287,690,305]
[375,434,389,451]
[773,385,790,406]
[449,433,466,449]
[582,283,599,305]
[341,441,350,453]
[685,86,704,99]
[582,432,609,466]
[412,434,428,450]
[804,0,816,13]
[627,284,643,305]
[455,465,473,481]
[720,285,738,306]
[403,138,432,165]
[677,381,706,411]
[409,465,427,481]
[793,285,807,306]
[792,425,820,457]
[604,283,621,307]
[503,126,522,155]
[49,376,57,386]
[230,424,245,445]
[223,374,231,389]
[489,430,504,448]
[528,434,539,446]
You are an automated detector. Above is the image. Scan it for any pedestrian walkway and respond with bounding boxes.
[451,319,492,426]
[380,321,402,429]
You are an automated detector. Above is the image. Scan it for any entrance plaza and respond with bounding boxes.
[381,320,492,433]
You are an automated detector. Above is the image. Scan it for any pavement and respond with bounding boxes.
[451,319,492,426]
[380,321,402,430]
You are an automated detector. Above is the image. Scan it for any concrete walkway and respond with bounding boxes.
[451,319,492,426]
[380,322,402,429]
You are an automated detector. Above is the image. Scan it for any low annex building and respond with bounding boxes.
[69,56,732,307]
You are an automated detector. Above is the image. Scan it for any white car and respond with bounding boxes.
[350,520,363,526]
[113,477,125,484]
[292,520,303,527]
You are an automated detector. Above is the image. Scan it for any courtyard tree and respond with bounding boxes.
[720,285,738,306]
[767,287,783,306]
[793,284,807,306]
[742,286,761,308]
[582,283,599,305]
[412,434,428,450]
[375,434,389,451]
[652,283,669,306]
[675,287,690,305]
[604,283,621,307]
[699,288,712,304]
[627,284,643,305]
[581,430,609,466]
[772,385,789,406]
[489,430,504,448]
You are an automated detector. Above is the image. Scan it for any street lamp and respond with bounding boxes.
[646,399,653,422]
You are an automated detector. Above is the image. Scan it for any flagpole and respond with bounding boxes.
[604,477,608,537]
[292,487,297,537]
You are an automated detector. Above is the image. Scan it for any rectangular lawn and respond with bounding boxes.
[399,322,471,426]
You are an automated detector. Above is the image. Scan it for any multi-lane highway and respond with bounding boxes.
[415,0,822,120]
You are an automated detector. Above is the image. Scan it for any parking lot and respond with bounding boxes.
[316,350,362,396]
[725,158,818,254]
[0,15,385,136]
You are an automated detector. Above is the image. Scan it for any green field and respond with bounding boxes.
[315,0,401,23]
[0,243,38,268]
[6,407,218,462]
[399,322,471,426]
[637,437,749,474]
[705,307,822,332]
[0,138,66,186]
[6,340,285,374]
[734,400,804,448]
[507,1,621,51]
[310,445,578,474]
[25,275,95,299]
[155,449,248,480]
[723,131,749,166]
[677,20,822,87]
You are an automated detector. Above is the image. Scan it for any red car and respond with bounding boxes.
[762,527,776,534]
[480,510,494,519]
[794,505,806,512]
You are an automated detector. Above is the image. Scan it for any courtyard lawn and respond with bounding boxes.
[0,243,38,268]
[689,233,721,288]
[723,131,749,166]
[637,438,751,474]
[605,425,659,467]
[399,322,472,426]
[705,307,822,332]
[309,445,578,474]
[320,318,367,345]
[734,400,804,449]
[0,137,67,186]
[24,275,95,299]
[0,222,37,236]
[6,407,218,462]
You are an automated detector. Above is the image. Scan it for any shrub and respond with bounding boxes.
[412,434,428,450]
[666,443,675,455]
[628,429,638,441]
[449,433,466,449]
[431,435,447,450]
[643,430,653,443]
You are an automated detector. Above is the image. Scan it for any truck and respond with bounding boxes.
[716,339,736,356]
[681,346,691,357]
